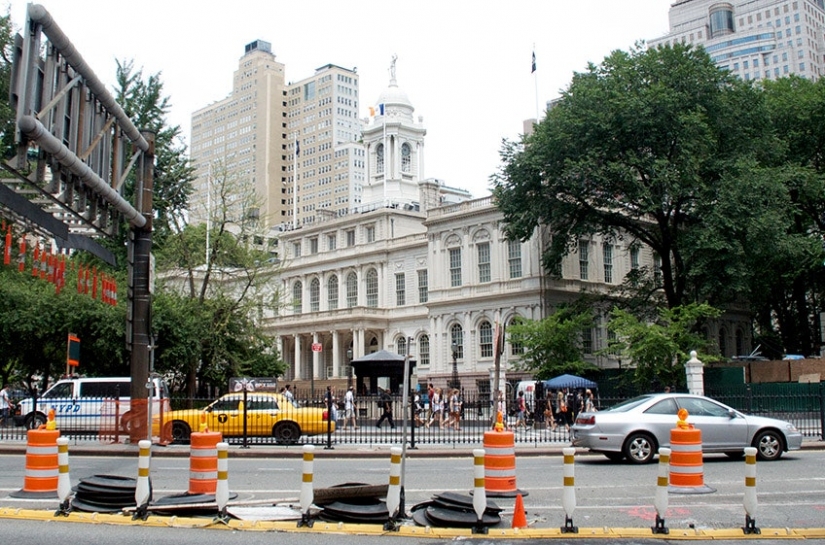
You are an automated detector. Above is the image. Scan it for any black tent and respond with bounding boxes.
[350,350,416,395]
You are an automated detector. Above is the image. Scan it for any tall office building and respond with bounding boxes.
[189,40,288,226]
[189,42,364,229]
[287,64,363,226]
[649,0,825,82]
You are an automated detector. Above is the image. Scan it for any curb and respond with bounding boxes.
[1,507,824,539]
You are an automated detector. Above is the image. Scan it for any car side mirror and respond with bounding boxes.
[727,409,737,419]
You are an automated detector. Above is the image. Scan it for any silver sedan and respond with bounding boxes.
[571,393,803,464]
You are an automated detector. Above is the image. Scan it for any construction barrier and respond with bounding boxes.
[482,428,526,497]
[652,447,671,534]
[668,409,715,494]
[188,430,222,495]
[472,448,487,529]
[11,427,60,498]
[385,445,402,530]
[216,442,229,519]
[135,440,152,508]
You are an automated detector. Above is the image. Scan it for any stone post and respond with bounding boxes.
[685,350,704,395]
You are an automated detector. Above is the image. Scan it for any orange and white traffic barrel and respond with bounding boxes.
[668,409,715,494]
[482,428,527,498]
[11,426,60,498]
[188,430,222,495]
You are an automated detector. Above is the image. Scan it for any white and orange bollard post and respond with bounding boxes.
[55,437,71,516]
[652,447,671,534]
[561,447,578,533]
[133,439,152,520]
[472,448,489,534]
[384,446,402,531]
[215,442,229,523]
[742,447,760,535]
[297,444,315,528]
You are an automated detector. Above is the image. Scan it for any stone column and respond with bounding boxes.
[294,335,303,380]
[312,332,320,379]
[332,331,340,377]
[685,350,704,396]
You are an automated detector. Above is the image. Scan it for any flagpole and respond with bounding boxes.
[205,163,211,268]
[293,134,299,229]
[533,44,539,122]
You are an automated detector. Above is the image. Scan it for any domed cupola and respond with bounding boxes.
[375,55,415,122]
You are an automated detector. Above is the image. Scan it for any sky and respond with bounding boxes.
[4,1,671,199]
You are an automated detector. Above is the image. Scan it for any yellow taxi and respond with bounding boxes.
[158,392,334,444]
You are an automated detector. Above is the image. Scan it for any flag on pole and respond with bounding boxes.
[531,49,536,74]
[295,138,300,157]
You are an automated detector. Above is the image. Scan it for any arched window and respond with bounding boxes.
[346,272,357,308]
[327,275,339,310]
[309,278,320,312]
[510,317,523,355]
[418,334,430,366]
[718,328,728,357]
[450,323,464,359]
[292,281,303,314]
[401,143,411,173]
[376,144,384,174]
[397,337,407,355]
[366,268,378,307]
[479,321,493,358]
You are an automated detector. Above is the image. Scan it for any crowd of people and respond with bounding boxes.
[493,386,596,433]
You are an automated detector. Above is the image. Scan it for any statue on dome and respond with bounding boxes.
[390,54,397,81]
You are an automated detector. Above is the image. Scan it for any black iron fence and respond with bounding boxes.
[2,385,823,446]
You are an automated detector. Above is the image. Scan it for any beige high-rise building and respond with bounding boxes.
[189,41,364,230]
[286,64,363,227]
[189,40,288,227]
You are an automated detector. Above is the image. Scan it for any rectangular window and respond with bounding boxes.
[582,328,593,354]
[508,240,522,278]
[395,273,406,306]
[449,248,462,287]
[327,234,336,251]
[480,324,493,358]
[477,242,491,283]
[579,240,589,280]
[293,241,301,258]
[346,230,355,247]
[630,246,640,270]
[309,237,318,254]
[418,335,430,366]
[418,270,428,303]
[366,225,375,243]
[603,243,613,284]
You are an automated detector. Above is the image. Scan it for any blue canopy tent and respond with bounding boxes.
[543,374,597,390]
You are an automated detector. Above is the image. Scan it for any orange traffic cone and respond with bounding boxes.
[512,493,527,528]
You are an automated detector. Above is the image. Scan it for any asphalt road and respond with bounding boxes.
[2,449,824,531]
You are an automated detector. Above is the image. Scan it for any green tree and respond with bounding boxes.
[155,161,284,396]
[606,303,720,390]
[506,306,595,379]
[492,43,769,311]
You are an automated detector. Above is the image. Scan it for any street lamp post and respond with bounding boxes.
[346,348,353,390]
[450,341,460,390]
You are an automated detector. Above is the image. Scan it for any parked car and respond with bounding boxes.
[158,392,334,444]
[571,393,802,464]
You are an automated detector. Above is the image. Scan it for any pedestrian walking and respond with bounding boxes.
[426,387,443,429]
[341,386,359,430]
[375,388,395,429]
[515,391,527,429]
[0,383,14,427]
[446,389,462,430]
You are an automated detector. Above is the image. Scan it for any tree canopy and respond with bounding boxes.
[493,43,825,357]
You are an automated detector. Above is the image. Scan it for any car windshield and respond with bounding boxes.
[601,395,654,413]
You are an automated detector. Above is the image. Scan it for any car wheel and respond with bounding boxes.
[170,421,192,444]
[604,452,625,462]
[753,430,783,461]
[724,450,745,459]
[24,413,46,429]
[623,432,657,464]
[273,421,301,444]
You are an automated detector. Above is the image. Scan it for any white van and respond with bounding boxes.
[15,376,169,431]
